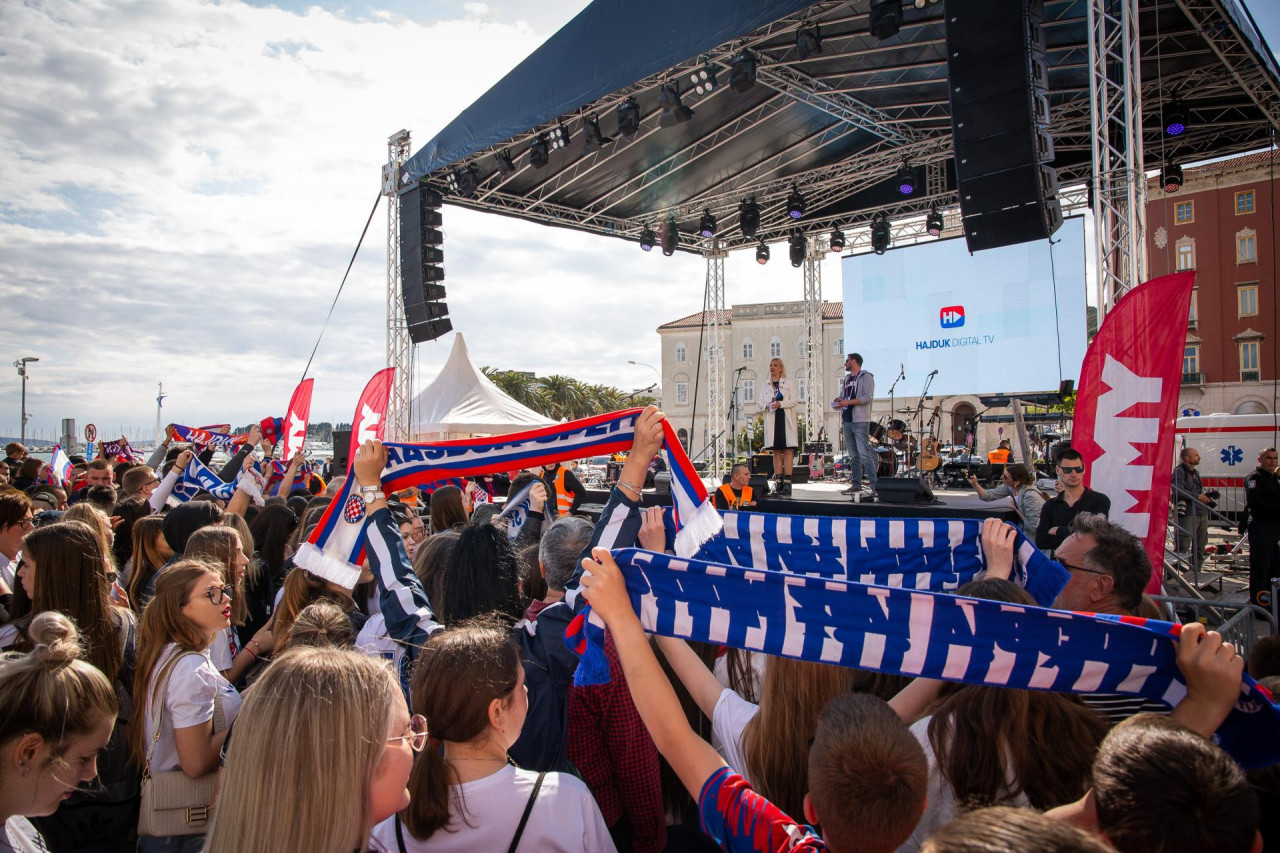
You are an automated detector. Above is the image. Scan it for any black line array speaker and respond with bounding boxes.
[876,476,935,504]
[946,0,1063,252]
[331,430,351,473]
[399,183,453,343]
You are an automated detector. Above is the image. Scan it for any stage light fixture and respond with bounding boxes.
[795,24,822,60]
[729,51,757,92]
[756,239,770,265]
[1162,163,1184,193]
[528,134,550,169]
[786,184,806,219]
[925,208,943,237]
[828,227,845,252]
[639,226,656,252]
[548,123,569,151]
[739,197,761,238]
[896,162,917,196]
[871,213,891,255]
[789,231,806,267]
[690,65,718,96]
[660,216,679,256]
[698,209,717,239]
[582,115,612,153]
[444,172,459,193]
[869,0,903,40]
[658,83,694,127]
[495,149,516,176]
[455,164,480,197]
[616,97,641,137]
[1164,98,1188,137]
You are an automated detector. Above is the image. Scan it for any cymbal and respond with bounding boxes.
[895,408,917,414]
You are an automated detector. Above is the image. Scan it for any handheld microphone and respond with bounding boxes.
[928,369,939,377]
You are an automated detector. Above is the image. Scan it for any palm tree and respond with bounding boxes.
[481,367,551,415]
[540,374,587,420]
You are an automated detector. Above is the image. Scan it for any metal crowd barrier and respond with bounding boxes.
[1150,594,1275,656]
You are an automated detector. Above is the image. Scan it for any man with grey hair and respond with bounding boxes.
[323,474,347,498]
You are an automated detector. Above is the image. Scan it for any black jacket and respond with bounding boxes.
[1035,487,1111,551]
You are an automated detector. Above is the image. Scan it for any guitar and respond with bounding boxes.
[921,435,942,471]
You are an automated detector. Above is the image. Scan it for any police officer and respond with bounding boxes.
[1245,446,1280,608]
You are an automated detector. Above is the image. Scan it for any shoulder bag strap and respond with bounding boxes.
[141,651,205,778]
[506,770,547,853]
[394,813,408,853]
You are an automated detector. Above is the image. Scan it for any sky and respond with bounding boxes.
[2,0,1278,441]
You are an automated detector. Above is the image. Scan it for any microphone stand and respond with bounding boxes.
[913,371,938,474]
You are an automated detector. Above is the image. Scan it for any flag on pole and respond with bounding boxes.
[281,379,315,462]
[347,368,395,470]
[48,446,72,487]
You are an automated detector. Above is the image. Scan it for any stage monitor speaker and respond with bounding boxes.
[946,0,1062,253]
[331,430,351,472]
[750,454,773,476]
[1058,379,1075,400]
[749,474,772,495]
[876,476,935,504]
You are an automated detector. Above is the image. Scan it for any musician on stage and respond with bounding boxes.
[835,352,877,502]
[713,463,758,511]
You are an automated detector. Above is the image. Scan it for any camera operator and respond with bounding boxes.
[1173,447,1214,572]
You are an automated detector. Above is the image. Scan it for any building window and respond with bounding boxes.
[674,342,686,364]
[1236,190,1255,215]
[832,337,844,356]
[1240,341,1260,382]
[796,337,807,358]
[1183,343,1200,380]
[798,377,808,401]
[742,339,754,360]
[1175,200,1194,223]
[742,379,755,403]
[675,382,689,405]
[1175,238,1195,271]
[1188,289,1198,328]
[1237,229,1256,264]
[769,337,782,359]
[1239,283,1259,318]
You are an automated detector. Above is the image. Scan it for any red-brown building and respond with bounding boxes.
[1146,150,1276,415]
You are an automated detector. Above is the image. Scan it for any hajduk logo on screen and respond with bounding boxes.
[939,305,965,328]
[918,305,991,349]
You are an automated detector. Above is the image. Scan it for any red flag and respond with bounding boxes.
[1073,272,1196,592]
[348,368,395,471]
[280,379,315,461]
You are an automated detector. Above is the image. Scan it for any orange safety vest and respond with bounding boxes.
[987,448,1011,464]
[553,467,576,514]
[717,484,753,509]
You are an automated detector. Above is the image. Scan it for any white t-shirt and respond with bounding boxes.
[142,643,242,774]
[367,764,616,853]
[0,552,16,590]
[356,613,403,674]
[0,816,44,852]
[710,688,759,782]
[208,627,239,673]
[895,716,1031,853]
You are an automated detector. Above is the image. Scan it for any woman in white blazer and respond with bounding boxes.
[759,358,799,495]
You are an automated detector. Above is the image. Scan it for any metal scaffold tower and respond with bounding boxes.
[1088,0,1147,312]
[384,130,414,440]
[802,237,824,447]
[704,243,728,480]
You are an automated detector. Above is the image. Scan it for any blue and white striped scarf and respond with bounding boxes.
[498,481,555,542]
[567,548,1280,769]
[172,457,238,502]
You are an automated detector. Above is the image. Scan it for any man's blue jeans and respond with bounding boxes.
[842,420,878,491]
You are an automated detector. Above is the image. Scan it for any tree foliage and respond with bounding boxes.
[480,367,653,420]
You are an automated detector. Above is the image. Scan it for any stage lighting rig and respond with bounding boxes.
[756,239,770,265]
[660,216,679,256]
[548,123,569,151]
[582,115,612,153]
[1164,98,1188,137]
[659,83,694,127]
[639,226,656,252]
[494,149,516,175]
[451,164,480,197]
[690,64,718,95]
[698,209,717,239]
[1162,163,1184,193]
[616,97,641,137]
[869,0,902,40]
[795,24,822,59]
[789,231,806,267]
[739,197,761,238]
[828,227,845,253]
[870,213,891,255]
[729,51,757,92]
[896,162,917,196]
[786,184,806,220]
[528,134,550,169]
[926,208,943,237]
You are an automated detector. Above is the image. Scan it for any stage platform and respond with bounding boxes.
[580,481,1018,523]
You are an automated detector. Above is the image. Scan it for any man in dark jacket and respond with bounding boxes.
[1246,447,1280,608]
[1172,447,1212,571]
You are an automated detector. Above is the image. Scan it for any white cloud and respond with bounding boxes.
[0,0,842,439]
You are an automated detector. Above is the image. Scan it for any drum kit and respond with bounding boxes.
[869,406,942,478]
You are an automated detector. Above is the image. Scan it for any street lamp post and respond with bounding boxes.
[627,360,662,386]
[13,357,38,444]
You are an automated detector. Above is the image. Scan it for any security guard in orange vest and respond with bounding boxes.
[987,439,1012,465]
[713,463,758,511]
[541,461,585,516]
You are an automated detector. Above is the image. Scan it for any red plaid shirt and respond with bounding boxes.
[567,631,667,853]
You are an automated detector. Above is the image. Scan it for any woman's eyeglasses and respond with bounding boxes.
[201,584,234,605]
[387,714,429,752]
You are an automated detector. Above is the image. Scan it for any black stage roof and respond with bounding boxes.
[404,0,1280,253]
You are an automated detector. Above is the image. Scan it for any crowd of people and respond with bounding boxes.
[0,406,1273,853]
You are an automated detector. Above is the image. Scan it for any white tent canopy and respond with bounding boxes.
[408,333,555,439]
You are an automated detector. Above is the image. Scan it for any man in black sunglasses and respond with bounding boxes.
[1035,447,1111,553]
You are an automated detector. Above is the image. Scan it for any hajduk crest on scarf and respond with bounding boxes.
[565,548,1280,769]
[497,480,554,542]
[295,408,721,591]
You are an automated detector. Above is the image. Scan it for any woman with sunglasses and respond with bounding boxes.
[128,562,243,853]
[205,646,417,853]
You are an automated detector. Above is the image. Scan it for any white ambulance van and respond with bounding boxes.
[1173,413,1280,517]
